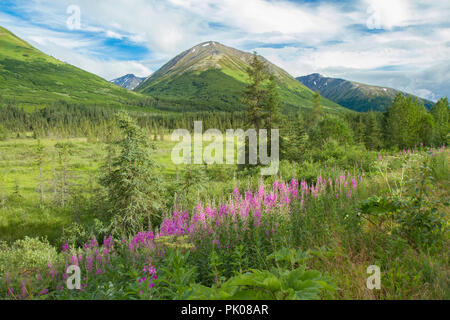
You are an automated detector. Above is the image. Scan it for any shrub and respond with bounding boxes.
[0,237,59,276]
[0,237,60,298]
[60,219,109,249]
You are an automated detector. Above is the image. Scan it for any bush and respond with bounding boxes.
[0,237,59,278]
[60,219,109,249]
[358,192,447,250]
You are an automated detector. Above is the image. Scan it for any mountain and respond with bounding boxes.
[111,74,146,90]
[0,26,142,107]
[297,73,434,112]
[135,41,347,113]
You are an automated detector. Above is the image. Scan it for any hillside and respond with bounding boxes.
[111,74,146,90]
[0,26,143,107]
[297,73,434,112]
[136,42,347,113]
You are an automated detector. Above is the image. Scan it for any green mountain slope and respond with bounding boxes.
[0,26,143,107]
[136,42,348,113]
[297,73,434,112]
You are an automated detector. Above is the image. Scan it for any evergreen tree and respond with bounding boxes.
[386,94,434,148]
[262,75,281,130]
[282,113,309,162]
[100,111,165,236]
[242,52,268,133]
[311,91,324,125]
[354,115,366,145]
[241,52,269,167]
[262,75,281,155]
[364,112,382,150]
[430,97,449,146]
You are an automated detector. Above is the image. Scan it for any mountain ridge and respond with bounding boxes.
[297,73,434,112]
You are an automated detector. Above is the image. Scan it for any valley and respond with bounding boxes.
[0,22,448,302]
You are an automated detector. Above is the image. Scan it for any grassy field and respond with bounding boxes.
[0,136,179,242]
[0,134,245,242]
[0,132,448,300]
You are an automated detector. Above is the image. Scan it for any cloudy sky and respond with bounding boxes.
[0,0,449,101]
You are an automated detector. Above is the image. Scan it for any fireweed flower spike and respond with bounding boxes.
[157,176,363,239]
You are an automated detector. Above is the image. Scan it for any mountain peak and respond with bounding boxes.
[193,41,220,48]
[186,41,228,60]
[135,42,347,113]
[111,74,146,90]
[142,41,253,83]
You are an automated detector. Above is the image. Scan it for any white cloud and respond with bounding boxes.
[68,56,153,80]
[37,35,153,79]
[105,30,123,39]
[365,0,411,30]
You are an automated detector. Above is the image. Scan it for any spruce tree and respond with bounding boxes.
[354,115,366,145]
[241,52,268,167]
[364,112,382,150]
[430,97,449,146]
[311,91,324,125]
[242,52,268,133]
[100,111,165,236]
[282,112,309,162]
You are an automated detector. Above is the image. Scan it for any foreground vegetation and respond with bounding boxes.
[0,54,448,300]
[0,129,448,299]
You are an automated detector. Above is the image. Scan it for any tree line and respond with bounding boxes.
[0,59,448,152]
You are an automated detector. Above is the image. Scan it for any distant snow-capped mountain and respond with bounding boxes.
[111,74,147,90]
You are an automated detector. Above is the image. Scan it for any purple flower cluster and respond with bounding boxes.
[158,175,363,240]
[6,171,370,300]
[129,231,154,252]
[138,263,157,291]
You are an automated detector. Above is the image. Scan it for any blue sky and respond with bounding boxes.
[0,0,449,100]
